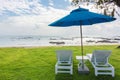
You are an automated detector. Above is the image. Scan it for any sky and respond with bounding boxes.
[0,0,120,38]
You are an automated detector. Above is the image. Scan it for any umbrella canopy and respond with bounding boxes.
[49,8,115,26]
[48,8,116,72]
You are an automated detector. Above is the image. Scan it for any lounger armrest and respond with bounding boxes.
[86,53,92,61]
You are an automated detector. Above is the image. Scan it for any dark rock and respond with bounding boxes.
[49,41,65,45]
[117,46,120,48]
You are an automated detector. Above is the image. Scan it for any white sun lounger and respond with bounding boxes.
[86,50,115,77]
[55,50,73,74]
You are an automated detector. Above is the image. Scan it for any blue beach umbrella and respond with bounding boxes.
[48,8,116,73]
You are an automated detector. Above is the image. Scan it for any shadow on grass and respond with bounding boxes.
[55,74,73,80]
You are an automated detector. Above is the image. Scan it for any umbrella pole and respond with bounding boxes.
[78,24,89,74]
[80,25,84,69]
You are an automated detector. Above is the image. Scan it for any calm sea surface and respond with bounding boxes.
[0,35,120,47]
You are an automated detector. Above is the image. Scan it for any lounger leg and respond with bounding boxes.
[55,64,58,74]
[70,66,73,75]
[55,69,57,74]
[112,68,115,77]
[95,69,98,76]
[70,70,72,75]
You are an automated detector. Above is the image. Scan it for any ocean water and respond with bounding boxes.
[0,35,52,47]
[0,35,120,47]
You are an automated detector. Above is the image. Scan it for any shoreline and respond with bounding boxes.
[0,43,119,48]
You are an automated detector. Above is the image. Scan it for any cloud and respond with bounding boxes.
[49,0,54,6]
[1,13,120,37]
[0,7,71,36]
[0,7,120,37]
[82,20,120,37]
[0,1,120,37]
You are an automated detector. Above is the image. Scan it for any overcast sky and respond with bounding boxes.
[0,0,120,38]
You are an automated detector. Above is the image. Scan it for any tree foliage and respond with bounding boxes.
[71,0,117,17]
[71,0,79,6]
[71,0,120,7]
[114,0,120,7]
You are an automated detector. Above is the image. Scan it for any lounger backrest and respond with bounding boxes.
[56,50,72,63]
[93,50,111,65]
[91,53,95,63]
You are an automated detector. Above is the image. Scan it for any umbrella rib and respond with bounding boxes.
[88,19,93,25]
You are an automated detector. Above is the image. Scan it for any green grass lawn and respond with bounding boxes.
[0,45,120,80]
